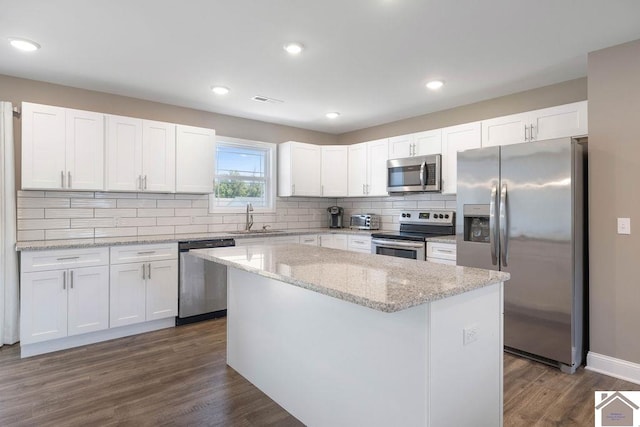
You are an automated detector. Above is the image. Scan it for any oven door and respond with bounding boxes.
[371,238,426,260]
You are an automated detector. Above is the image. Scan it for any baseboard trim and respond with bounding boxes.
[586,351,640,385]
[20,318,175,358]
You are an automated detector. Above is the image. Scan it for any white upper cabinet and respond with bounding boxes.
[106,114,143,191]
[321,145,348,197]
[278,141,322,197]
[142,120,176,193]
[348,142,368,196]
[22,103,104,191]
[106,116,176,192]
[348,139,389,197]
[175,125,215,193]
[441,121,481,194]
[389,130,442,159]
[532,101,588,141]
[482,101,588,147]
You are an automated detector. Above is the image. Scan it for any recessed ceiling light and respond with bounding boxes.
[284,43,304,55]
[426,80,444,90]
[326,112,340,119]
[8,38,40,52]
[211,86,230,95]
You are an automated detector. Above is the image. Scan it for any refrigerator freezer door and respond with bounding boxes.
[456,146,500,271]
[500,138,576,366]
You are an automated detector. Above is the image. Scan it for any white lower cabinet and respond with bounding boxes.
[20,247,110,345]
[347,235,372,253]
[110,243,178,328]
[320,234,348,250]
[426,241,457,265]
[299,234,319,246]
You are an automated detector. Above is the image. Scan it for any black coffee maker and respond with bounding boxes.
[327,206,344,228]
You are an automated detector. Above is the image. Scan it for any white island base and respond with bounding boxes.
[227,268,504,427]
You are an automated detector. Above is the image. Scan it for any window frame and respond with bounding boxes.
[209,136,277,214]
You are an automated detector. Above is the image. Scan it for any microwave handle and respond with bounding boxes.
[420,161,426,189]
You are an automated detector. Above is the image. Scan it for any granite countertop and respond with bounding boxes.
[189,243,509,313]
[14,227,380,251]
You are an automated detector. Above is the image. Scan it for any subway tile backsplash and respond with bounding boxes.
[16,190,456,241]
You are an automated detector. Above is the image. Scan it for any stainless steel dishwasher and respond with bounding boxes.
[177,238,235,325]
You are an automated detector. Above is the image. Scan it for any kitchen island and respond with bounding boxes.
[190,243,510,427]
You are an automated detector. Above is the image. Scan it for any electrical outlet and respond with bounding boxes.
[463,324,479,345]
[618,218,631,235]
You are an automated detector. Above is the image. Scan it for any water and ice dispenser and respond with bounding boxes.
[463,204,491,243]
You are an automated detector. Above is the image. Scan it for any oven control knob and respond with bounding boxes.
[401,213,406,218]
[406,213,411,218]
[439,214,444,219]
[445,214,449,219]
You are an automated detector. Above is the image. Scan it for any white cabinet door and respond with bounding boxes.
[481,112,529,147]
[321,145,348,197]
[142,120,176,193]
[531,101,588,141]
[67,265,109,336]
[110,263,146,327]
[366,138,389,196]
[347,235,372,253]
[66,108,105,190]
[278,142,322,197]
[176,124,215,193]
[20,270,67,344]
[21,103,67,190]
[146,259,178,321]
[441,122,481,194]
[320,234,348,250]
[388,134,414,159]
[106,114,144,191]
[414,129,442,155]
[348,142,367,196]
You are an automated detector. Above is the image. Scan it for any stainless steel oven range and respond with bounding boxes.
[371,210,455,260]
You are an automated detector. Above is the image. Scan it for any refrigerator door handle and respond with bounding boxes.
[500,183,509,267]
[419,161,426,189]
[490,183,498,265]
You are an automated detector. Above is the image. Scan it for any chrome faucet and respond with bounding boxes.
[245,202,254,231]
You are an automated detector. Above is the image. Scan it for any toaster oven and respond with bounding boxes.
[349,214,380,230]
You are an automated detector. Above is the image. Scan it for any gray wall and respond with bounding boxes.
[337,78,587,144]
[587,39,640,364]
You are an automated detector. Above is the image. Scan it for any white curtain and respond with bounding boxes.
[0,101,19,346]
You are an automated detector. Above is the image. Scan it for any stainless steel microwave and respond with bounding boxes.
[387,154,441,193]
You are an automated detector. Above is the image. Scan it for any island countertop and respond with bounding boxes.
[190,243,509,313]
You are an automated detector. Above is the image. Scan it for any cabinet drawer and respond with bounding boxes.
[21,247,109,273]
[426,242,456,261]
[299,235,319,246]
[348,235,372,252]
[110,243,178,264]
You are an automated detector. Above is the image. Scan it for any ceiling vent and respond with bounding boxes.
[251,95,284,104]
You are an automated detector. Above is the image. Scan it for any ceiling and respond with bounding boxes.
[1,1,640,134]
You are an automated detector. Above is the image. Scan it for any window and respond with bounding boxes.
[209,136,276,213]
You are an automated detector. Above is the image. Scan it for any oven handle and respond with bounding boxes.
[371,239,426,249]
[420,161,426,189]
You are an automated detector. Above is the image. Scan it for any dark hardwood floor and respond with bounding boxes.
[1,319,638,426]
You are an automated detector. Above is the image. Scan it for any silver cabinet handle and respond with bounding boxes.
[137,251,156,255]
[61,171,65,188]
[147,263,151,279]
[499,183,508,267]
[362,184,366,195]
[292,184,295,195]
[353,240,365,244]
[68,171,71,189]
[143,175,148,190]
[63,270,66,290]
[57,256,79,261]
[524,124,529,141]
[142,264,146,280]
[489,183,498,266]
[321,185,324,196]
[70,270,74,289]
[530,124,536,141]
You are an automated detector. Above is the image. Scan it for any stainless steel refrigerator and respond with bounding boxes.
[456,138,585,373]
